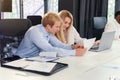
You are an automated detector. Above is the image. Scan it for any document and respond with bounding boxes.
[25,52,59,62]
[4,59,31,68]
[83,38,96,51]
[39,52,57,57]
[25,56,59,62]
[24,61,57,73]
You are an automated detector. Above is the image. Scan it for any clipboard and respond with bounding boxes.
[1,59,68,76]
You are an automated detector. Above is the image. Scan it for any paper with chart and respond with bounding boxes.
[83,38,96,51]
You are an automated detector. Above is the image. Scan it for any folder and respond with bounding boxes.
[1,59,68,76]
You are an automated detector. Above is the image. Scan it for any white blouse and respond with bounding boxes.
[104,19,120,39]
[68,26,82,44]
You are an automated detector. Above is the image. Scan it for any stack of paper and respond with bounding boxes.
[26,56,59,62]
[26,52,59,62]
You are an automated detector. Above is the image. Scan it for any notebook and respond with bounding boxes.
[1,59,68,76]
[89,31,115,52]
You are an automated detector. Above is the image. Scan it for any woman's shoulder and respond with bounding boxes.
[106,19,116,25]
[71,26,78,32]
[71,26,76,30]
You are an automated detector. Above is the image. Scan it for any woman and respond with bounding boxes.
[56,10,82,44]
[104,11,120,39]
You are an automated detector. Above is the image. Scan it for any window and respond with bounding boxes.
[1,0,20,19]
[2,0,58,19]
[48,0,58,13]
[23,0,44,18]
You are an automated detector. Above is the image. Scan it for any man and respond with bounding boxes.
[15,12,87,58]
[104,11,120,39]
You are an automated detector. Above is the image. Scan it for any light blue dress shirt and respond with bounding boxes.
[15,24,75,58]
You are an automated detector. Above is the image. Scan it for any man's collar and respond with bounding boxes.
[40,25,50,37]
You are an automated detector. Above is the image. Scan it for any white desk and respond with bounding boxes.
[80,58,120,80]
[1,40,120,80]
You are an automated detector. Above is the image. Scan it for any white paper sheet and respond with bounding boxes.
[24,62,57,73]
[83,38,96,51]
[4,59,31,68]
[39,52,57,58]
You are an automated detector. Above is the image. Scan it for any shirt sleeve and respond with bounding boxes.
[29,28,76,56]
[49,34,73,49]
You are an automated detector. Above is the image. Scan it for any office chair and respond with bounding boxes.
[27,15,42,26]
[93,17,107,40]
[0,19,32,62]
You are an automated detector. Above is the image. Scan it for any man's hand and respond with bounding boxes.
[75,48,87,56]
[72,43,84,49]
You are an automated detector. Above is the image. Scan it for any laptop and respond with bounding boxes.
[89,31,115,52]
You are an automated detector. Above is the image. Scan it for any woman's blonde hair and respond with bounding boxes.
[42,12,62,27]
[56,10,73,43]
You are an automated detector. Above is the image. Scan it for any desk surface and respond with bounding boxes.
[1,40,120,80]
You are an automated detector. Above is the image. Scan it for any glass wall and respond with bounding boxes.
[107,0,115,21]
